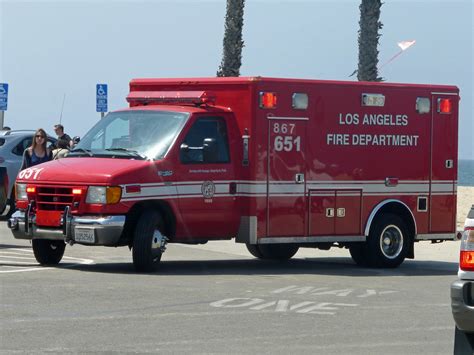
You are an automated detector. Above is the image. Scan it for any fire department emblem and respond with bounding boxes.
[201,181,215,199]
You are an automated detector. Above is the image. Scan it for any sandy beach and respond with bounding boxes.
[457,186,474,228]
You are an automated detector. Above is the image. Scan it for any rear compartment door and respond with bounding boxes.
[430,93,458,232]
[267,117,307,237]
[308,189,362,236]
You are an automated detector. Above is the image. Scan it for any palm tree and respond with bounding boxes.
[217,0,245,77]
[357,0,383,81]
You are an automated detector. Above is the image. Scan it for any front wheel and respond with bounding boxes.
[246,243,298,260]
[366,213,409,268]
[32,239,66,265]
[132,210,166,272]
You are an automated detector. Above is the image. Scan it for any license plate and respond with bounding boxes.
[74,228,95,243]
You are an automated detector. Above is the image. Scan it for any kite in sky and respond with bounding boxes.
[379,40,416,70]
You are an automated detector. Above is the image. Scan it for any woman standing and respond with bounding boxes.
[20,128,53,170]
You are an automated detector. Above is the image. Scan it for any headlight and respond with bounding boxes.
[15,183,27,200]
[86,186,122,204]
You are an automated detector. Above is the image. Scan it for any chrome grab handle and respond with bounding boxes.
[295,173,304,184]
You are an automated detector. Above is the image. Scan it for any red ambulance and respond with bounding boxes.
[8,77,460,271]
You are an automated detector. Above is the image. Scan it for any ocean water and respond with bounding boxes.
[459,159,474,186]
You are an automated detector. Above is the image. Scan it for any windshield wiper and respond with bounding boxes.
[105,148,147,159]
[69,147,93,157]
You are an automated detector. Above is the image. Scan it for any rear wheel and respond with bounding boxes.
[366,213,409,268]
[246,243,298,260]
[32,239,66,265]
[132,210,166,272]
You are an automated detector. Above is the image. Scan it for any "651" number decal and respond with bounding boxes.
[274,136,301,152]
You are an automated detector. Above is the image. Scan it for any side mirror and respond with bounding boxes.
[203,138,218,163]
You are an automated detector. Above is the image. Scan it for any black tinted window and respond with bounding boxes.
[180,117,230,164]
[12,138,32,156]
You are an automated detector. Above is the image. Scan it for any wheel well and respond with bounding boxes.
[366,201,416,241]
[122,200,176,247]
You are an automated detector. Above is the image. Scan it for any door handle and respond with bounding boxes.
[295,173,304,184]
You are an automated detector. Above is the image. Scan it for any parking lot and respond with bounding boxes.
[0,220,460,354]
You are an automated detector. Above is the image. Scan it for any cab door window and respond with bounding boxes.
[180,117,230,164]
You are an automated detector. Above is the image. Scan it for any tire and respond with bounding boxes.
[246,244,264,258]
[366,213,409,268]
[349,243,369,267]
[247,243,298,260]
[132,210,165,272]
[3,187,16,218]
[32,239,66,265]
[454,327,474,354]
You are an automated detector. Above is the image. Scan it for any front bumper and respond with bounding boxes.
[451,279,474,333]
[8,210,126,246]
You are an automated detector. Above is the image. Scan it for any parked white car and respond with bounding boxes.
[451,204,474,353]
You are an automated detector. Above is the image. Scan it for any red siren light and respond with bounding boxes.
[259,92,277,109]
[438,98,452,114]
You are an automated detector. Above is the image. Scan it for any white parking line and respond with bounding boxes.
[0,248,94,273]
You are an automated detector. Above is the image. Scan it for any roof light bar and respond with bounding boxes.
[126,91,215,105]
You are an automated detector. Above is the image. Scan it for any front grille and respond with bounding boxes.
[36,186,75,211]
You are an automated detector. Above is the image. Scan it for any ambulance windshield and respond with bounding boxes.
[71,110,189,159]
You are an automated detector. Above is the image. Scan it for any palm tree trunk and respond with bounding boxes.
[357,0,383,81]
[217,0,245,77]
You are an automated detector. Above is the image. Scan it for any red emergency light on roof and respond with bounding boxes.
[126,91,216,106]
[437,98,452,114]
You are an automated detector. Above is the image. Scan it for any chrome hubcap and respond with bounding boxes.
[379,225,403,259]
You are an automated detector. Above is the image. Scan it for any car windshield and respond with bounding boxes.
[72,110,189,159]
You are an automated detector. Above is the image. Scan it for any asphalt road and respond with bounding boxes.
[0,220,461,354]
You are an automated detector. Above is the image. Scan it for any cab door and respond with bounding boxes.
[266,117,307,237]
[174,113,240,239]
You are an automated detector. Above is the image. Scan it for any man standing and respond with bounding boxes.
[53,124,72,148]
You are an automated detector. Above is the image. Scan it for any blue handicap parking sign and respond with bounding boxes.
[0,83,8,111]
[96,84,108,112]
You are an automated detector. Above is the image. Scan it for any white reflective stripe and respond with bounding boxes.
[121,185,177,198]
[237,183,267,194]
[306,183,429,194]
[309,191,334,196]
[176,185,201,195]
[431,183,454,192]
[119,180,457,200]
[269,184,304,194]
[267,116,309,120]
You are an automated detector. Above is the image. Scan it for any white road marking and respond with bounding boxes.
[0,248,94,273]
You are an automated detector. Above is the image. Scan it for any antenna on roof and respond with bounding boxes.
[59,93,66,124]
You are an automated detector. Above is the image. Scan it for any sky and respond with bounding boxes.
[1,0,473,159]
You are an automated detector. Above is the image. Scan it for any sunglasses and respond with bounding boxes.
[35,135,45,138]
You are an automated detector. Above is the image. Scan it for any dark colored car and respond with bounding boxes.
[451,204,474,353]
